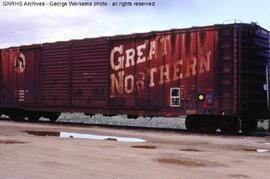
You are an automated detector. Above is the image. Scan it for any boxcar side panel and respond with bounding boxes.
[195,30,216,114]
[109,28,218,116]
[0,49,20,107]
[0,47,42,108]
[0,50,10,106]
[41,42,70,106]
[19,47,42,105]
[71,39,109,108]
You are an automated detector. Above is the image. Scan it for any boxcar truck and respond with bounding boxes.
[0,23,269,134]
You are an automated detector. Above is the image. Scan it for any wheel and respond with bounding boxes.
[219,117,240,134]
[241,118,257,135]
[49,112,61,122]
[186,115,218,133]
[200,116,218,134]
[9,111,24,121]
[9,114,17,120]
[28,113,40,122]
[185,115,201,132]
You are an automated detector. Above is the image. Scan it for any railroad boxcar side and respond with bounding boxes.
[0,23,269,134]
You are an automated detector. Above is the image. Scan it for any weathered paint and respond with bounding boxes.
[0,47,41,106]
[109,30,217,113]
[40,39,109,108]
[0,23,269,118]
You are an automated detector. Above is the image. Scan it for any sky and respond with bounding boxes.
[0,0,269,48]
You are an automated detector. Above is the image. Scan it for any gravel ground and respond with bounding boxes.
[55,113,270,131]
[56,113,187,129]
[1,120,270,179]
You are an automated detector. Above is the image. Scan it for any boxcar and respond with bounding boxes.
[0,23,269,134]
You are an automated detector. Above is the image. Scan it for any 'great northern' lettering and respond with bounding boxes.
[110,34,212,96]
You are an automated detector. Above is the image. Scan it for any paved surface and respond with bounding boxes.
[1,120,270,179]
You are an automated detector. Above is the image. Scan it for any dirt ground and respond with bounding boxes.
[0,120,270,179]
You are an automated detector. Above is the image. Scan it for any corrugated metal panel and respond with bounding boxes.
[41,42,70,106]
[71,39,109,107]
[40,39,109,108]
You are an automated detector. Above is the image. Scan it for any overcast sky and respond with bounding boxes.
[0,0,269,48]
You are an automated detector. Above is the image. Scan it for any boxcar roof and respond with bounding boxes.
[1,23,268,50]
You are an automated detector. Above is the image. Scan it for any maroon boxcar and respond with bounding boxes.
[0,23,269,134]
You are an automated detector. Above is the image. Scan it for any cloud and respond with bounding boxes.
[0,0,125,47]
[0,0,269,48]
[0,0,168,48]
